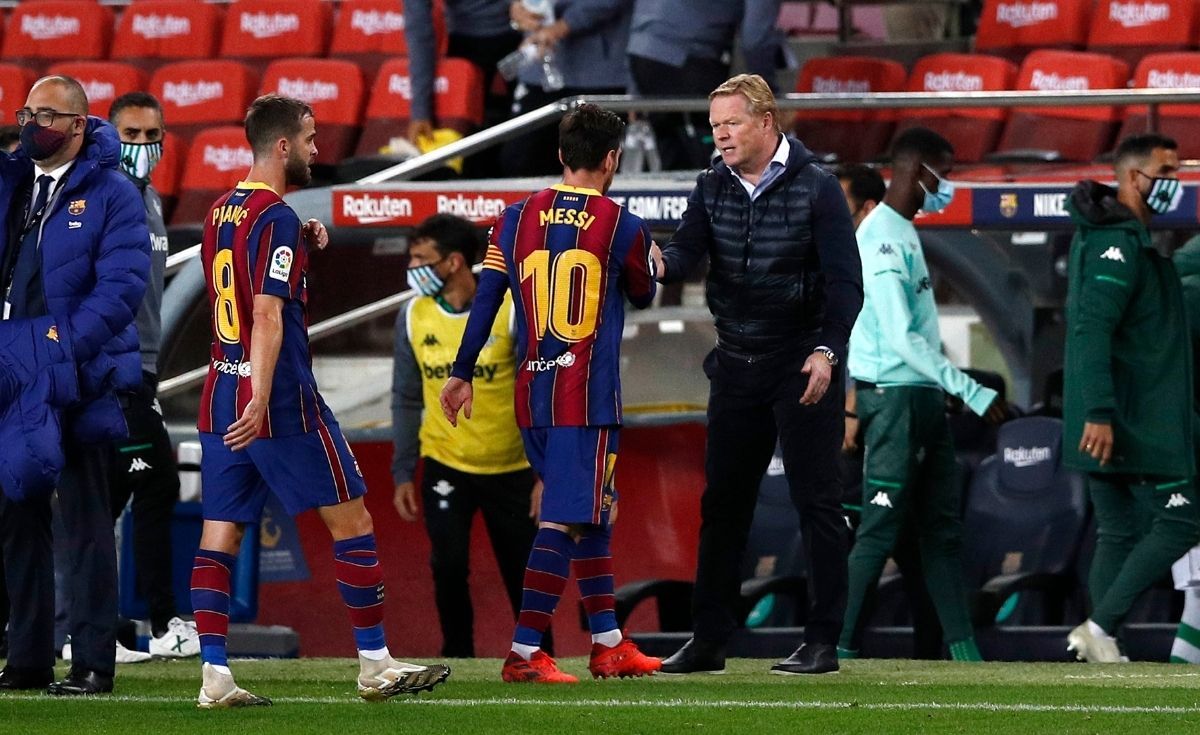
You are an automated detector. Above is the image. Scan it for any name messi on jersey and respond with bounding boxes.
[212,204,250,227]
[538,207,597,230]
[423,361,500,382]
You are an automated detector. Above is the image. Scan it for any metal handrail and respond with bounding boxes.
[165,244,201,277]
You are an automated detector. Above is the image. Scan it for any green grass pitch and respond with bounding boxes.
[3,658,1200,734]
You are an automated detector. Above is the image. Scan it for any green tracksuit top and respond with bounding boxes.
[848,203,997,415]
[1063,181,1194,478]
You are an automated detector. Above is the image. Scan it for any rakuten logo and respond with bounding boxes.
[811,76,871,94]
[995,1,1058,27]
[351,9,405,35]
[240,12,300,39]
[162,80,224,107]
[437,194,507,221]
[923,71,984,92]
[1003,446,1052,468]
[212,358,252,378]
[80,80,116,102]
[1109,1,1169,26]
[131,13,191,39]
[1029,70,1090,90]
[203,145,254,173]
[341,194,413,224]
[387,74,449,100]
[1147,69,1200,87]
[21,14,81,40]
[276,78,340,103]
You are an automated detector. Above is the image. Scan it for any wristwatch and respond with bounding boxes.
[814,346,838,367]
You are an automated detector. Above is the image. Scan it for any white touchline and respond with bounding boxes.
[1,695,1198,714]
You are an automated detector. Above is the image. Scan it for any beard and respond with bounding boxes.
[284,149,311,187]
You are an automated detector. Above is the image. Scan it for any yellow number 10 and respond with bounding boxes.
[519,249,602,342]
[212,249,241,344]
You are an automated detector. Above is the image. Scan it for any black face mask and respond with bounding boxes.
[19,123,68,162]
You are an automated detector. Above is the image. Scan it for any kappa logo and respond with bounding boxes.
[128,457,152,473]
[878,243,896,255]
[1167,493,1192,509]
[1100,246,1126,263]
[423,333,440,347]
[869,491,894,508]
[916,276,932,294]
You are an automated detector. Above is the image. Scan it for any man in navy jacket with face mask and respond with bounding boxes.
[0,75,149,696]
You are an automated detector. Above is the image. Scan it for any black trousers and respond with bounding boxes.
[108,373,180,636]
[447,30,523,179]
[692,347,849,646]
[629,54,730,171]
[420,458,544,657]
[3,440,117,675]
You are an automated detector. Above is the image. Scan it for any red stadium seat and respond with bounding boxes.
[330,0,447,80]
[46,62,148,119]
[219,0,332,70]
[172,126,253,225]
[791,56,907,163]
[150,60,260,143]
[357,57,484,155]
[1120,53,1200,159]
[151,131,186,223]
[112,1,224,72]
[2,1,114,72]
[894,54,1018,163]
[1086,0,1195,69]
[260,59,365,166]
[994,50,1130,162]
[975,0,1091,63]
[0,64,39,119]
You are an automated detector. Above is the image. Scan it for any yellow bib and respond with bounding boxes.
[407,293,527,475]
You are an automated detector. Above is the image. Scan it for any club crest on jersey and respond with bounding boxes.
[67,199,85,216]
[45,325,58,342]
[269,246,293,281]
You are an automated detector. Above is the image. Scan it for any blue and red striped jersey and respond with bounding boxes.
[197,181,328,438]
[452,184,656,427]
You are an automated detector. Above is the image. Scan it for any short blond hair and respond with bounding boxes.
[709,74,779,132]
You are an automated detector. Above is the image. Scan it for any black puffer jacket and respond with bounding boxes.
[661,136,863,359]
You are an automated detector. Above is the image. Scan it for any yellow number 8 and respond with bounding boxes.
[213,248,240,344]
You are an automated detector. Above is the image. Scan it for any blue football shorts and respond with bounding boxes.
[520,425,618,526]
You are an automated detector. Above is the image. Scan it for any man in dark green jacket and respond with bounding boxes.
[1064,133,1200,662]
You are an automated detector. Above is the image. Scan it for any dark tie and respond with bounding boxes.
[26,174,54,230]
[7,174,56,318]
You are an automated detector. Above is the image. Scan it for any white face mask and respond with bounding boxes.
[119,140,163,183]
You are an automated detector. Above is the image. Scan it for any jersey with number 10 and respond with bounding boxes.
[451,184,657,427]
[198,181,327,438]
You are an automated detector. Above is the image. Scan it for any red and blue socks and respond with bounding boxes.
[513,527,573,655]
[190,549,235,667]
[333,533,387,655]
[575,526,620,646]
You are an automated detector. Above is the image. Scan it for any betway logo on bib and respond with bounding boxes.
[995,1,1058,27]
[1029,70,1090,91]
[923,71,984,92]
[80,80,116,103]
[162,80,224,107]
[1109,1,1170,26]
[131,13,191,39]
[341,194,413,224]
[276,78,340,103]
[1147,69,1200,87]
[811,76,871,94]
[240,12,300,39]
[351,9,405,35]
[1003,446,1052,468]
[203,145,254,173]
[21,14,81,41]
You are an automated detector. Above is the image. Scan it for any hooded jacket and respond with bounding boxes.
[660,135,863,360]
[1063,180,1193,478]
[0,116,150,444]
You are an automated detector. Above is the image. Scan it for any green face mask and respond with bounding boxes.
[119,140,163,183]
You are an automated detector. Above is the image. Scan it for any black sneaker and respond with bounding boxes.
[771,643,839,675]
[660,638,726,675]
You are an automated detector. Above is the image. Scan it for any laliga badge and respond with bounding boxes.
[67,199,86,216]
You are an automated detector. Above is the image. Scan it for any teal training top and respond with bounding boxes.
[847,203,997,416]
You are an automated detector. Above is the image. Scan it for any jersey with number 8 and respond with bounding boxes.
[198,181,328,438]
[452,183,657,427]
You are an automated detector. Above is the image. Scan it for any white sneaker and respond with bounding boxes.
[116,641,152,664]
[356,654,451,701]
[62,638,71,663]
[197,662,272,709]
[1067,621,1123,663]
[150,617,201,658]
